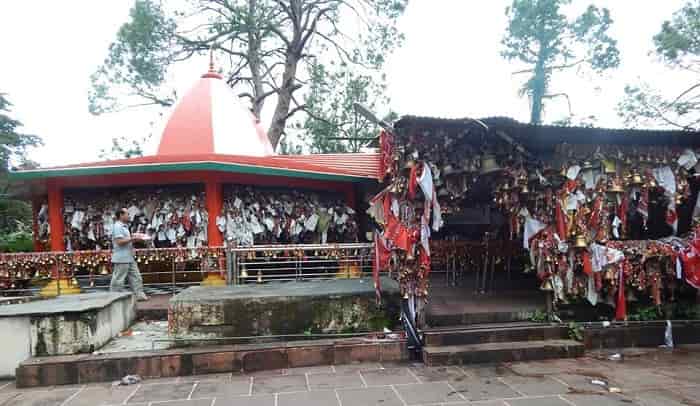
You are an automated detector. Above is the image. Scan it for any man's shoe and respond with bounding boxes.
[136,293,149,301]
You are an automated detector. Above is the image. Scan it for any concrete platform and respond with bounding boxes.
[426,286,546,326]
[0,292,135,378]
[168,277,400,337]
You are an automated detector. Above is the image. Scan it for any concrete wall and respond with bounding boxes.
[0,316,31,379]
[0,294,135,378]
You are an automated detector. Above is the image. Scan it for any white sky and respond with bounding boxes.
[0,1,692,167]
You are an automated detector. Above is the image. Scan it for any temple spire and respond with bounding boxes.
[202,46,222,79]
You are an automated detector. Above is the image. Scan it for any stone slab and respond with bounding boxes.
[168,277,400,336]
[0,292,132,317]
[0,292,135,379]
[423,339,584,366]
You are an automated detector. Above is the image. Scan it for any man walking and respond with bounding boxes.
[111,208,149,301]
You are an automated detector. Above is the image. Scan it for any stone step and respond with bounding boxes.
[423,339,584,366]
[426,309,540,326]
[423,324,568,346]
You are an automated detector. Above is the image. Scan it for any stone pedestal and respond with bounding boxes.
[0,292,135,378]
[168,277,400,337]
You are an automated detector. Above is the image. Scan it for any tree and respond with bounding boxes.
[293,61,394,153]
[618,1,700,130]
[0,93,42,247]
[90,0,406,149]
[501,0,620,124]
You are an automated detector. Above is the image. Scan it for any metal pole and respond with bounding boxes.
[232,250,238,285]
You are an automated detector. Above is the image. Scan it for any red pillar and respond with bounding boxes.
[31,198,42,252]
[47,181,64,251]
[205,179,223,247]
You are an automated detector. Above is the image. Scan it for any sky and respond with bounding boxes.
[0,1,692,167]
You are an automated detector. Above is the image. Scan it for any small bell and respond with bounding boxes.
[403,291,410,299]
[520,184,530,194]
[240,266,249,278]
[629,172,643,186]
[403,159,416,171]
[480,155,502,174]
[256,270,263,283]
[540,279,554,291]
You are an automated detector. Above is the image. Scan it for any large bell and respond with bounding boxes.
[629,171,643,186]
[602,159,617,174]
[480,155,502,174]
[573,234,588,249]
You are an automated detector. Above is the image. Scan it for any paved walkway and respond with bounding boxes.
[1,347,700,405]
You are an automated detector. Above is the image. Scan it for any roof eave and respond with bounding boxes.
[8,161,374,183]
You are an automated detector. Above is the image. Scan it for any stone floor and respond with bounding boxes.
[2,347,700,405]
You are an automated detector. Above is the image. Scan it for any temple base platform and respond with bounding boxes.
[168,277,401,337]
[0,292,135,378]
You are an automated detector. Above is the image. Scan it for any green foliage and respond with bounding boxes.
[529,309,548,322]
[567,321,583,341]
[0,93,40,247]
[501,0,619,124]
[89,0,177,115]
[628,305,662,322]
[99,134,152,160]
[294,61,396,153]
[618,2,700,130]
[0,93,42,171]
[0,230,34,253]
[654,2,700,65]
[673,303,700,320]
[90,0,407,149]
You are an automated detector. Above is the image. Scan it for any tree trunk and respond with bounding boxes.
[267,54,300,149]
[530,56,546,125]
[247,0,264,117]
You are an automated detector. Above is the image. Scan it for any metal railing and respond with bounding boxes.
[0,243,374,297]
[0,247,224,297]
[230,243,373,284]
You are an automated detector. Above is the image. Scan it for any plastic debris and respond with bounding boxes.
[591,379,607,387]
[602,321,611,327]
[608,353,622,361]
[609,387,622,393]
[660,320,674,349]
[119,329,133,337]
[117,375,142,386]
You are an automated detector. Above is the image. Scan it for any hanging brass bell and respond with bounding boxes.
[520,184,530,194]
[629,172,643,186]
[608,178,625,194]
[540,278,554,291]
[480,155,502,174]
[602,159,617,174]
[403,291,410,299]
[403,159,416,171]
[573,234,588,249]
[256,270,263,283]
[240,266,248,278]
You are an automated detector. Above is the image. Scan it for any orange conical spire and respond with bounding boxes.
[202,45,222,79]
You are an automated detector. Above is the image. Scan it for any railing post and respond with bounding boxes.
[231,250,238,285]
[171,259,176,294]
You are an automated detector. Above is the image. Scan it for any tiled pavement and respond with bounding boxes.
[2,348,700,405]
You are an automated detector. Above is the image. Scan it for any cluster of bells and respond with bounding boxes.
[0,247,226,289]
